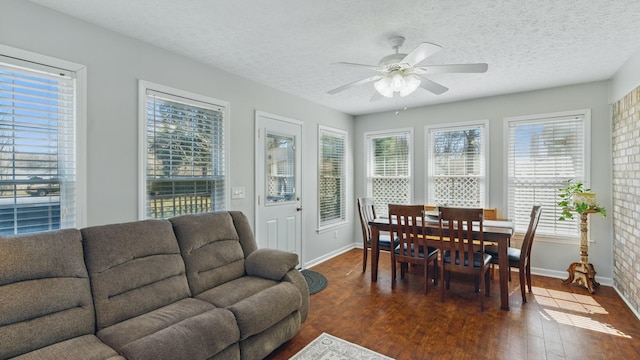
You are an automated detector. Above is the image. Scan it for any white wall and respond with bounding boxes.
[610,47,640,103]
[1,0,356,267]
[354,81,614,280]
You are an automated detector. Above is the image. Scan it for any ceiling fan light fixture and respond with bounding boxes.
[374,76,394,98]
[389,71,405,91]
[400,74,421,97]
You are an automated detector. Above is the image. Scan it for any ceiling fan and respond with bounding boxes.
[327,36,488,100]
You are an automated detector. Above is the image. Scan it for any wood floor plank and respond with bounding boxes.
[266,249,640,360]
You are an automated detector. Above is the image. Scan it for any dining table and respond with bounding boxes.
[368,216,515,310]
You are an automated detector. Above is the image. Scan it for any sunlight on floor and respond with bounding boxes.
[531,286,607,314]
[543,309,631,338]
[531,286,632,339]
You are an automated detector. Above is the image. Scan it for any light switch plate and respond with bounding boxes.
[231,187,245,199]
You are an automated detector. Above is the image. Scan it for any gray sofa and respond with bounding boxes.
[0,211,309,360]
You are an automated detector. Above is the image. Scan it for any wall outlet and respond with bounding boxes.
[231,187,245,199]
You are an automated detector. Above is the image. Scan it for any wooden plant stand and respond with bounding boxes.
[562,209,599,293]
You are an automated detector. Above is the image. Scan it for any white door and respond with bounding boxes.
[255,112,303,262]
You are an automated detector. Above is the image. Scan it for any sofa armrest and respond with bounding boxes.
[245,248,299,281]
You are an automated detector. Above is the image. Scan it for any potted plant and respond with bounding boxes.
[557,179,606,220]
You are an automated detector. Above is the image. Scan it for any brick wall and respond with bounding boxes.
[612,86,640,313]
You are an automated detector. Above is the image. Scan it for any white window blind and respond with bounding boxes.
[366,130,412,218]
[0,57,77,234]
[506,111,588,239]
[318,126,346,228]
[142,86,226,218]
[426,123,486,207]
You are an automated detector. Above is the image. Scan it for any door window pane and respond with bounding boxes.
[266,132,296,204]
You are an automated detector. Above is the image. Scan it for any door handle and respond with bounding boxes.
[296,207,303,212]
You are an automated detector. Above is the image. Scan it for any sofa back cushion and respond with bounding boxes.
[81,219,191,330]
[170,211,258,296]
[0,229,95,359]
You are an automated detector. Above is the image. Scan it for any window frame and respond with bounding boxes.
[425,120,489,208]
[317,125,348,231]
[0,44,87,233]
[137,80,230,219]
[364,128,414,218]
[504,109,591,243]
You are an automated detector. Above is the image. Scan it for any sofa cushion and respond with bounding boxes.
[0,229,98,359]
[196,278,301,340]
[10,334,124,360]
[81,220,191,330]
[170,212,254,295]
[245,248,299,281]
[239,313,301,360]
[97,298,239,360]
[195,276,279,308]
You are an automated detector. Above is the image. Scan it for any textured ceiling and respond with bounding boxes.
[28,0,640,115]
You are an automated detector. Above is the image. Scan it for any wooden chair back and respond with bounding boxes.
[425,205,497,220]
[357,197,376,247]
[520,205,542,265]
[483,208,497,220]
[388,204,427,262]
[438,207,485,273]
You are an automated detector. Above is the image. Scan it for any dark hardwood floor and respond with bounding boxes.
[266,249,640,360]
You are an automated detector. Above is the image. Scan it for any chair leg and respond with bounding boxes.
[479,269,486,312]
[362,247,368,272]
[440,267,446,302]
[526,263,533,294]
[400,262,407,279]
[423,260,429,295]
[519,266,527,303]
[391,256,396,289]
[485,270,491,297]
[445,271,451,290]
[432,259,439,285]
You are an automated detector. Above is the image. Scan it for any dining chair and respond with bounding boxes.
[357,197,395,272]
[438,207,492,311]
[483,208,497,220]
[388,204,439,295]
[485,205,542,303]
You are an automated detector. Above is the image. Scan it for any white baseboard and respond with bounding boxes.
[614,286,640,320]
[303,244,355,269]
[530,267,613,287]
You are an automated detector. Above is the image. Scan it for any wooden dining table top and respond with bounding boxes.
[369,217,515,238]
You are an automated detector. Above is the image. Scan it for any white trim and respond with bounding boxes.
[137,80,230,219]
[0,44,87,228]
[614,285,640,321]
[317,125,349,232]
[302,243,355,269]
[424,119,490,207]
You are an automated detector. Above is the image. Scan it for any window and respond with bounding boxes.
[505,110,590,240]
[139,81,228,219]
[365,129,412,218]
[318,126,347,229]
[0,50,85,235]
[426,121,487,207]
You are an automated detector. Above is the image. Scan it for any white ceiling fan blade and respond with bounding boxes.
[417,76,448,95]
[332,62,381,71]
[369,91,384,102]
[327,75,382,94]
[413,63,488,75]
[401,42,442,67]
